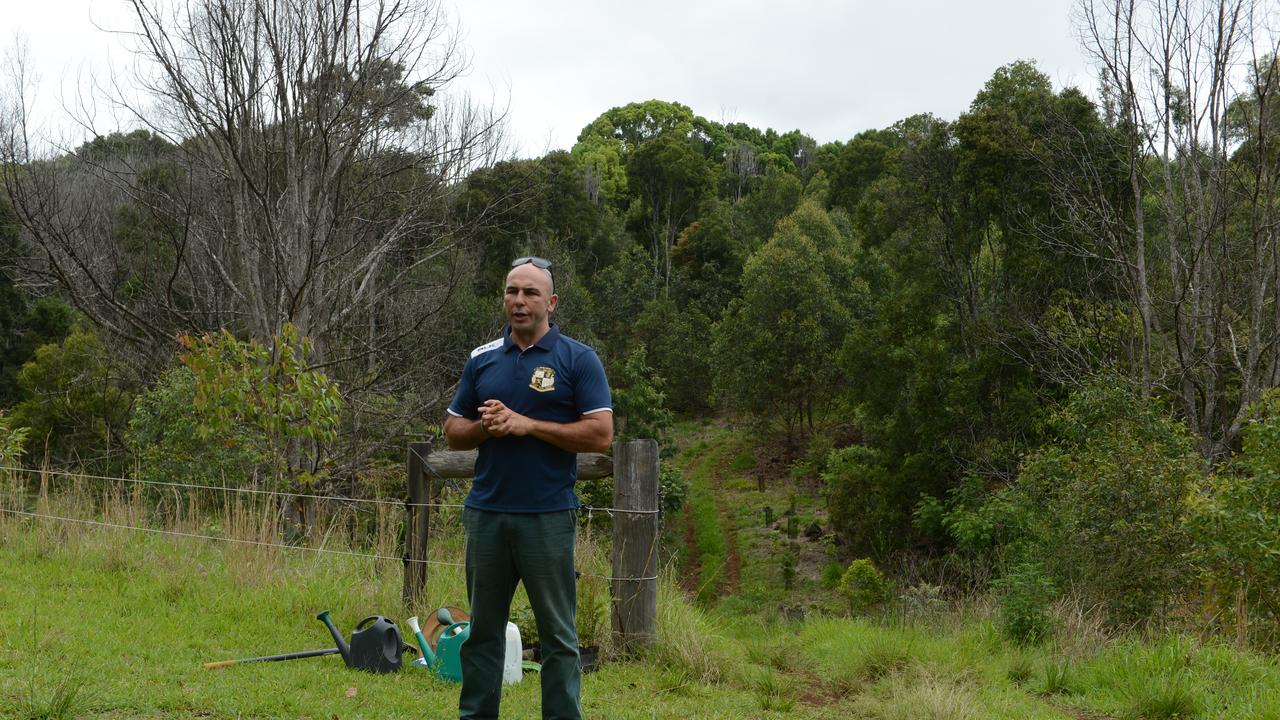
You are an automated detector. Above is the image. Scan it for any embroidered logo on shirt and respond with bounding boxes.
[530,366,556,392]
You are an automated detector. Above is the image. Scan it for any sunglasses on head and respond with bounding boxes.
[511,256,553,270]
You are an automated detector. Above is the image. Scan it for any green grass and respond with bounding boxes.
[6,511,1280,719]
[8,420,1280,719]
[686,449,729,602]
[0,514,807,719]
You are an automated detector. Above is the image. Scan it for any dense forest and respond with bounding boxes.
[2,0,1280,645]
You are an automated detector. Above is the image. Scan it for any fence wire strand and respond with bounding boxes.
[2,445,662,582]
[0,507,655,581]
[0,464,658,515]
[0,507,465,567]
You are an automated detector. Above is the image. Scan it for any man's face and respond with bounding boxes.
[504,264,557,335]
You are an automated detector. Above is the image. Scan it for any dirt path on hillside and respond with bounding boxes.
[709,455,741,596]
[680,500,702,596]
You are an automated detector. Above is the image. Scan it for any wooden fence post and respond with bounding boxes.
[611,438,659,651]
[403,440,432,607]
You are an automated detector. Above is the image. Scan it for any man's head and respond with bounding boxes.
[505,257,557,340]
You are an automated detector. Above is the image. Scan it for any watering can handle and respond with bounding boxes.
[355,615,382,631]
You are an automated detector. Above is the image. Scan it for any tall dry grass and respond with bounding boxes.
[0,464,446,592]
[0,465,650,645]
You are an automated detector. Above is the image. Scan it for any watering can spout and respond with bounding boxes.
[316,610,352,667]
[406,616,435,665]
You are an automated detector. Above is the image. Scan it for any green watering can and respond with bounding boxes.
[406,608,470,682]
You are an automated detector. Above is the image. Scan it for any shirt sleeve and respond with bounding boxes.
[575,349,613,415]
[448,356,480,419]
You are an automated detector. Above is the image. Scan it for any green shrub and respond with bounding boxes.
[126,366,267,491]
[820,561,844,590]
[996,560,1055,645]
[0,411,29,466]
[1191,388,1280,646]
[1012,380,1201,626]
[575,474,614,519]
[839,558,890,615]
[11,321,132,469]
[610,344,673,443]
[824,445,908,559]
[659,465,688,516]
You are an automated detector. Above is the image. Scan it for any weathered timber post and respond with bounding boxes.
[611,439,659,651]
[403,440,432,607]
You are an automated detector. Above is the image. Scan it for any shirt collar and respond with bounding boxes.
[503,323,561,352]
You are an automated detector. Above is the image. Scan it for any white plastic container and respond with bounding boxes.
[502,622,522,684]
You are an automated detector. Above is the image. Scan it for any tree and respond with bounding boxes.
[11,321,133,469]
[670,200,750,316]
[713,201,859,443]
[178,323,341,534]
[609,345,674,443]
[626,132,716,290]
[1074,0,1280,459]
[1,0,507,466]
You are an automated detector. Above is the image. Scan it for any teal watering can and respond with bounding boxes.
[406,608,470,682]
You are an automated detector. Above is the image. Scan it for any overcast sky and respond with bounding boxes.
[10,0,1097,157]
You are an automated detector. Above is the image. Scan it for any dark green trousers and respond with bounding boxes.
[459,507,581,720]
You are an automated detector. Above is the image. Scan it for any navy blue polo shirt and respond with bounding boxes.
[447,324,612,512]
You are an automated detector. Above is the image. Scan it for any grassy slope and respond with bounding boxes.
[7,512,1280,719]
[665,423,1280,720]
[5,422,1280,718]
[0,520,809,720]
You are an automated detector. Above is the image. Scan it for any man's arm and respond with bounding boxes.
[444,414,489,450]
[479,400,613,453]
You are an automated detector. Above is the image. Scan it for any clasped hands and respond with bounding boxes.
[478,399,533,438]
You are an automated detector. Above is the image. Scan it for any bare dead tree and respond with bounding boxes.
[1,0,519,471]
[1072,0,1279,459]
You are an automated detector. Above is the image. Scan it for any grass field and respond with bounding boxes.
[5,430,1280,719]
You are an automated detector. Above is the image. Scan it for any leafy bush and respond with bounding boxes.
[178,324,341,488]
[820,561,844,590]
[996,560,1055,645]
[839,558,891,615]
[11,321,132,469]
[1191,389,1280,646]
[659,465,687,516]
[914,474,1031,556]
[824,445,908,559]
[610,344,673,443]
[0,411,29,466]
[126,366,267,490]
[1010,380,1201,626]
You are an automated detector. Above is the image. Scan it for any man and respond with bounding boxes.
[444,256,613,720]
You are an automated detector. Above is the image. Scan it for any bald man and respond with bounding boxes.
[445,257,613,720]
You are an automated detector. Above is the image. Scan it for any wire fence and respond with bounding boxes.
[0,507,465,567]
[0,464,660,582]
[0,465,660,515]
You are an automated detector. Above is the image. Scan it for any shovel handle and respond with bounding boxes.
[203,647,341,669]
